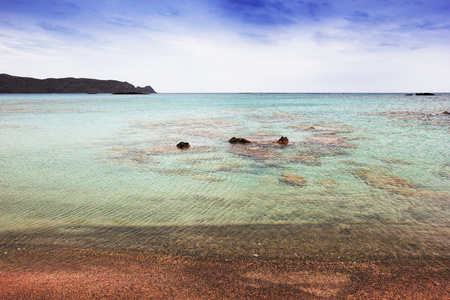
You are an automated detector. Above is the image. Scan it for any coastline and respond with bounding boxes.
[1,223,448,299]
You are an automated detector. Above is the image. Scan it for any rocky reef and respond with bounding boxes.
[0,74,156,94]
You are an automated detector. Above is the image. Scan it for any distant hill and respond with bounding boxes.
[0,74,156,94]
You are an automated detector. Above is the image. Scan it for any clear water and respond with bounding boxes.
[0,93,449,255]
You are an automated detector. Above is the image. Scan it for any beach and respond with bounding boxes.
[1,224,448,299]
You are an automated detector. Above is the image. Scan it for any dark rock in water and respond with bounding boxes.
[415,93,435,96]
[176,142,191,149]
[442,111,450,115]
[229,137,253,144]
[405,94,413,96]
[276,136,289,145]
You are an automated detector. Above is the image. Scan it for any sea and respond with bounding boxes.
[0,93,449,259]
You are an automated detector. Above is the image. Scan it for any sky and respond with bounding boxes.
[1,0,449,93]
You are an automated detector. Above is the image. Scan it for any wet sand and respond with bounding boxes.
[1,224,449,299]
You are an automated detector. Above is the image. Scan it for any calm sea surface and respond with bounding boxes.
[1,93,449,258]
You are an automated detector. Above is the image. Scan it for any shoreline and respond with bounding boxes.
[1,223,448,299]
[1,247,448,299]
[1,223,448,260]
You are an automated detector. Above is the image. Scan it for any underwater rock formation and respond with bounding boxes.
[307,133,356,148]
[376,157,412,165]
[295,142,351,157]
[106,148,154,165]
[289,124,353,133]
[146,145,214,154]
[352,169,450,198]
[108,145,215,165]
[290,155,321,166]
[231,145,279,159]
[365,111,450,127]
[280,172,307,187]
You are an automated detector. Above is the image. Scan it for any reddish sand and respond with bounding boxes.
[1,247,448,299]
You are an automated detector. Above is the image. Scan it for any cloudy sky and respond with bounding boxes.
[1,0,449,92]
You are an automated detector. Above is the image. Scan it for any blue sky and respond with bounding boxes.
[1,0,449,92]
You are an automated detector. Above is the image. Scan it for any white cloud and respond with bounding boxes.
[0,0,449,92]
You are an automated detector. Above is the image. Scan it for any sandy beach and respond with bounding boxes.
[1,247,448,299]
[1,224,448,299]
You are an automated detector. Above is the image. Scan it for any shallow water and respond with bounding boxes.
[0,93,449,258]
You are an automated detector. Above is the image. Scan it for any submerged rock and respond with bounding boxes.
[295,142,351,157]
[280,171,307,187]
[144,145,215,155]
[229,137,253,144]
[192,173,223,182]
[107,148,154,165]
[352,169,450,198]
[341,160,369,167]
[248,112,305,123]
[365,111,450,127]
[437,170,450,179]
[172,119,242,138]
[353,169,418,195]
[157,169,223,182]
[289,124,353,133]
[176,142,191,149]
[316,178,337,188]
[307,133,356,148]
[231,144,279,159]
[290,155,321,166]
[176,118,242,128]
[376,157,412,165]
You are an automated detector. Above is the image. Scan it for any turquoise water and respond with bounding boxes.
[0,93,449,241]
